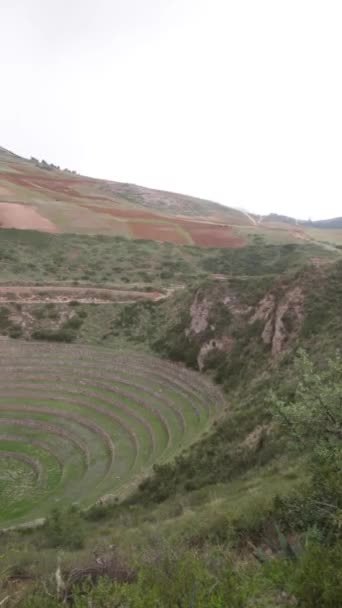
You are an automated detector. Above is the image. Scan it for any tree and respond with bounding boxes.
[44,506,85,550]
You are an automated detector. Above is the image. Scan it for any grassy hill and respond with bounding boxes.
[0,147,246,246]
[2,146,342,250]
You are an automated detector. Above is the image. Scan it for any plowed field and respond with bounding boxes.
[0,203,57,232]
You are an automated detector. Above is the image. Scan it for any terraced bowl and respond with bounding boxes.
[0,342,225,526]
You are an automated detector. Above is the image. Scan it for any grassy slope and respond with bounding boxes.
[108,262,339,503]
[0,148,249,245]
[0,147,244,221]
[0,229,335,287]
[0,230,336,347]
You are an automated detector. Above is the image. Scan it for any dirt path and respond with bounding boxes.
[239,210,257,226]
[0,285,168,304]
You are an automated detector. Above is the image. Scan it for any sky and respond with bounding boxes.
[1,1,342,220]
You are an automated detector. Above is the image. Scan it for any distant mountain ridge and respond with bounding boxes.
[305,217,342,229]
[263,212,342,229]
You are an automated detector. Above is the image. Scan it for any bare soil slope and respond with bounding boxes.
[0,203,57,232]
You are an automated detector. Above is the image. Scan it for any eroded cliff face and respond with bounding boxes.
[251,285,305,356]
[183,277,305,370]
[188,293,212,335]
[185,284,250,369]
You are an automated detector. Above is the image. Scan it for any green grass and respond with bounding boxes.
[305,227,342,245]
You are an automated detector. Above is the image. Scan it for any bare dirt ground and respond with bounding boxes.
[0,285,166,304]
[0,203,57,232]
[0,186,11,196]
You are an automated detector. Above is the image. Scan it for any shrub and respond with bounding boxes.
[293,542,342,607]
[0,306,11,330]
[9,325,23,339]
[270,350,342,538]
[43,507,85,550]
[63,315,84,330]
[32,329,75,343]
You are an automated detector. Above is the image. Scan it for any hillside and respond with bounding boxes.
[0,146,246,247]
[0,153,341,606]
[1,146,342,250]
[0,223,341,605]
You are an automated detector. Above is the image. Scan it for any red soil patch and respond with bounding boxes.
[175,219,244,247]
[84,204,244,247]
[83,204,163,220]
[128,221,190,245]
[186,226,244,247]
[0,203,57,232]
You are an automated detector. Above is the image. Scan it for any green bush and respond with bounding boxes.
[43,507,85,550]
[32,329,75,343]
[0,306,11,330]
[63,315,84,330]
[293,542,342,607]
[8,325,23,339]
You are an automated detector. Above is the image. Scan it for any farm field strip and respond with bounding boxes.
[0,342,224,525]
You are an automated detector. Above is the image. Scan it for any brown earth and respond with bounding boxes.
[178,222,244,247]
[128,221,190,245]
[85,204,245,247]
[0,186,10,196]
[0,203,57,232]
[83,204,166,220]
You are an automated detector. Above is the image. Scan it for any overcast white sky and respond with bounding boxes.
[1,1,342,219]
